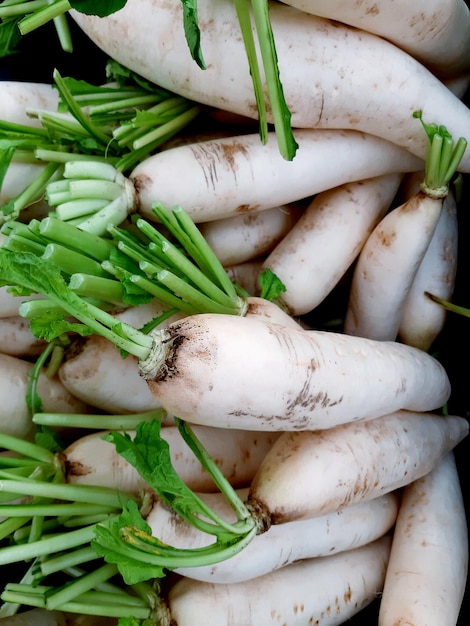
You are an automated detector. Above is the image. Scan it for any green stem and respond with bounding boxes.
[18,0,71,34]
[68,273,125,304]
[0,433,56,464]
[46,562,120,611]
[0,523,101,566]
[176,418,254,525]
[0,479,136,508]
[250,0,298,160]
[425,293,470,318]
[32,409,167,430]
[40,545,103,576]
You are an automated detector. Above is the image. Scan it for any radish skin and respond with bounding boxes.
[0,353,93,440]
[397,190,459,350]
[145,487,399,583]
[343,186,444,341]
[165,535,392,626]
[262,173,403,315]
[0,316,46,357]
[58,298,301,412]
[58,301,184,414]
[378,452,468,626]
[139,313,451,431]
[63,425,280,493]
[0,81,58,127]
[246,410,468,523]
[58,333,173,415]
[278,0,470,78]
[225,259,264,297]
[129,130,422,223]
[199,203,303,266]
[0,82,59,209]
[70,0,470,169]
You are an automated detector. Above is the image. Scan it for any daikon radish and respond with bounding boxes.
[0,247,452,431]
[262,173,403,316]
[61,424,280,493]
[343,117,465,341]
[246,410,468,523]
[58,334,172,415]
[138,313,451,431]
[199,203,303,266]
[50,129,422,228]
[225,259,264,297]
[278,0,470,79]
[0,353,92,440]
[378,451,468,626]
[69,0,470,169]
[0,81,58,127]
[145,487,399,583]
[398,188,459,350]
[0,81,59,216]
[58,300,184,415]
[0,316,46,357]
[165,535,392,626]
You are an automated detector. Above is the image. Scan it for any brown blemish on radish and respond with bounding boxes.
[64,459,91,478]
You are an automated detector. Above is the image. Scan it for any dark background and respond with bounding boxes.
[1,11,470,626]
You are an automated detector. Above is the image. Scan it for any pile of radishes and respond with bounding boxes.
[1,0,470,624]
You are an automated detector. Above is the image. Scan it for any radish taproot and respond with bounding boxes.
[278,0,470,78]
[137,313,451,431]
[378,451,468,626]
[397,186,459,351]
[262,173,403,315]
[0,316,46,357]
[144,486,399,583]
[343,115,466,341]
[246,410,468,523]
[54,423,281,494]
[69,0,470,169]
[199,203,303,266]
[47,129,422,231]
[164,535,392,626]
[0,353,92,440]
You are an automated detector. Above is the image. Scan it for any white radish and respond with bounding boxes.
[199,203,303,266]
[343,188,443,340]
[0,316,46,357]
[83,129,422,225]
[262,173,403,316]
[246,410,468,523]
[58,333,173,415]
[378,451,468,626]
[225,259,264,297]
[70,0,470,169]
[397,188,459,350]
[342,118,463,343]
[278,0,470,79]
[139,313,451,431]
[0,82,59,211]
[0,353,93,441]
[62,425,280,493]
[58,297,302,413]
[145,487,399,583]
[0,81,58,127]
[165,535,392,626]
[58,301,184,415]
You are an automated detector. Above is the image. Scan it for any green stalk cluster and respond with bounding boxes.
[0,62,202,224]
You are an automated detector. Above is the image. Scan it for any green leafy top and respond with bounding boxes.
[0,0,298,160]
